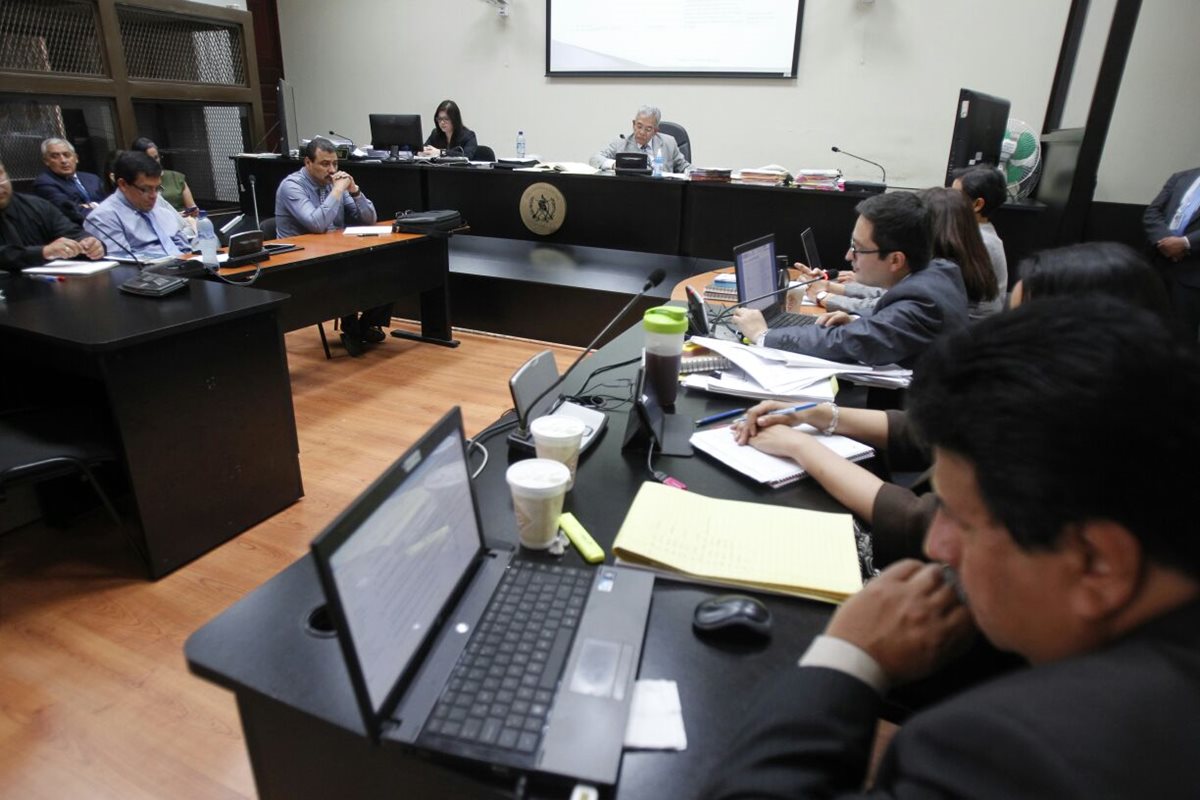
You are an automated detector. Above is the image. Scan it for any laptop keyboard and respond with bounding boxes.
[766,310,818,328]
[423,561,592,755]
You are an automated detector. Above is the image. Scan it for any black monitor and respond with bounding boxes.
[368,114,424,154]
[276,78,300,157]
[944,88,1011,186]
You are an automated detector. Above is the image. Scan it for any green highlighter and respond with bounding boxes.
[558,512,605,564]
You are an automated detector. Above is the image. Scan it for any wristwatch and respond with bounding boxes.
[816,290,829,304]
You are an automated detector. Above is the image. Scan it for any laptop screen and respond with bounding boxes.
[733,234,778,313]
[801,227,823,271]
[313,409,483,714]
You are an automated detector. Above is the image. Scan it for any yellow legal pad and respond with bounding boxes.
[612,481,863,604]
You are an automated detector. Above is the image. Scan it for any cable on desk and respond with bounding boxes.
[465,411,519,480]
[574,356,640,399]
[209,262,264,287]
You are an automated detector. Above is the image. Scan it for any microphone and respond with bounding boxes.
[709,276,823,329]
[831,146,887,193]
[522,268,667,427]
[85,213,143,265]
[248,174,261,232]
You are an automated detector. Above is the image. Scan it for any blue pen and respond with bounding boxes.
[694,406,749,426]
[735,401,819,424]
[29,274,63,283]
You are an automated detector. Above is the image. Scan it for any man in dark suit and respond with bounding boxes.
[31,137,107,224]
[0,159,105,271]
[1144,167,1200,339]
[705,297,1200,799]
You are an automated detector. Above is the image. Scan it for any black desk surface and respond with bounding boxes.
[186,321,848,798]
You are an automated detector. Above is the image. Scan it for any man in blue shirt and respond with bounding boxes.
[84,151,191,261]
[32,137,108,224]
[275,137,391,356]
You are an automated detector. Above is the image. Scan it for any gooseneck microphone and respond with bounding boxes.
[248,174,261,232]
[709,276,824,329]
[523,268,667,419]
[831,146,887,192]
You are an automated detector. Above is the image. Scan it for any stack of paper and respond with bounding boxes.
[735,165,791,186]
[689,167,733,183]
[24,260,118,275]
[690,423,874,487]
[703,273,737,302]
[794,169,844,192]
[613,482,862,604]
[686,336,913,394]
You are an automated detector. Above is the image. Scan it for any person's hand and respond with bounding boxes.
[730,307,767,343]
[79,236,105,260]
[836,271,858,284]
[1157,236,1190,262]
[420,145,440,157]
[805,279,830,300]
[826,560,975,685]
[733,400,800,444]
[744,424,811,458]
[42,237,83,260]
[793,262,823,281]
[818,310,853,327]
[332,171,353,194]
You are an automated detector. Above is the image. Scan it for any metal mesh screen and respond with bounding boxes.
[118,6,246,86]
[0,94,117,181]
[134,102,250,204]
[0,0,105,76]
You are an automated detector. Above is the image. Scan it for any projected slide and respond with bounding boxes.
[548,0,803,77]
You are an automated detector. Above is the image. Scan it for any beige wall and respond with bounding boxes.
[276,0,1197,205]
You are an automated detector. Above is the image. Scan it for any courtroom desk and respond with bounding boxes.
[186,321,844,799]
[425,168,686,255]
[0,267,302,578]
[233,155,424,224]
[220,228,454,345]
[394,235,727,347]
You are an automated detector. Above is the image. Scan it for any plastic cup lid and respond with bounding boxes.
[643,306,688,334]
[506,458,570,497]
[529,415,585,442]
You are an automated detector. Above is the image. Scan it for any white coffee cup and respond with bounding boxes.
[505,458,571,549]
[529,415,585,489]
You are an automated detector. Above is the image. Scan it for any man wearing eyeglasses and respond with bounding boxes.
[0,160,105,272]
[732,192,968,368]
[589,105,690,173]
[84,151,191,261]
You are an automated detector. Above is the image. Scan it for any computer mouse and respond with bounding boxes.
[692,593,772,640]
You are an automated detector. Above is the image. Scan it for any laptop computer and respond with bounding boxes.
[733,233,815,329]
[310,407,653,787]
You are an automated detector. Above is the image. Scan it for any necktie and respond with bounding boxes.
[72,174,91,203]
[139,210,179,257]
[1171,175,1200,236]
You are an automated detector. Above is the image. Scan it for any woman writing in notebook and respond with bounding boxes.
[420,100,478,159]
[733,241,1175,568]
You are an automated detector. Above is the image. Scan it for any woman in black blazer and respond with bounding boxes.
[421,100,478,159]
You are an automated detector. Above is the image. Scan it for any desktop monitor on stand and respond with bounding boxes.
[277,78,301,158]
[944,88,1011,186]
[368,114,424,160]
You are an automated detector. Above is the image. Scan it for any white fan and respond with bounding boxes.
[999,118,1042,200]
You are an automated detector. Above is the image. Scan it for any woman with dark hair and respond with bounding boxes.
[129,136,197,215]
[420,100,478,159]
[1013,241,1173,320]
[921,186,1001,318]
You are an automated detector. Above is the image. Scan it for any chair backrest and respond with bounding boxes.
[659,121,691,163]
[260,216,277,240]
[473,144,496,162]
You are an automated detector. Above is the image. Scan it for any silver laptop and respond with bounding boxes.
[311,407,653,787]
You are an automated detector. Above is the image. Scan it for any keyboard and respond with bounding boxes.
[422,561,591,755]
[765,310,818,328]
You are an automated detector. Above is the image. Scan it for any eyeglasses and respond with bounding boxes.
[435,116,452,123]
[632,122,657,134]
[848,240,888,257]
[128,183,162,196]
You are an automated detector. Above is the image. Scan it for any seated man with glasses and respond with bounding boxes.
[0,159,105,272]
[732,192,969,368]
[84,150,191,262]
[588,105,690,173]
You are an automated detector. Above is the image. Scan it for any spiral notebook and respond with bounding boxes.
[690,423,874,488]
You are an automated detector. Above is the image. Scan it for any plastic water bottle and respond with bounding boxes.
[516,130,526,159]
[652,148,664,178]
[197,211,219,268]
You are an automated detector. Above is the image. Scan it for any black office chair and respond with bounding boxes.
[259,216,277,239]
[659,121,691,163]
[0,406,149,572]
[473,145,496,163]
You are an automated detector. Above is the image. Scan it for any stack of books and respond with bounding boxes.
[735,166,791,186]
[689,167,733,183]
[702,272,738,302]
[794,169,844,191]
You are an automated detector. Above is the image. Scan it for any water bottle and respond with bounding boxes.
[652,148,664,178]
[197,211,219,268]
[516,130,526,159]
[642,306,687,407]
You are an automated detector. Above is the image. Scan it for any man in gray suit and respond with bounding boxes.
[589,105,690,173]
[1144,166,1200,338]
[733,192,969,367]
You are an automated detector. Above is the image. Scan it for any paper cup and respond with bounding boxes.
[505,458,570,549]
[530,415,585,489]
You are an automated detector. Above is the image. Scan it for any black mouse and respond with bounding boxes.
[692,593,772,639]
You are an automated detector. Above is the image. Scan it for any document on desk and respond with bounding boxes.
[25,260,119,275]
[343,226,390,236]
[613,482,862,604]
[690,423,873,488]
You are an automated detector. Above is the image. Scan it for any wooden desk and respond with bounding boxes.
[185,322,843,799]
[221,228,456,347]
[0,266,303,578]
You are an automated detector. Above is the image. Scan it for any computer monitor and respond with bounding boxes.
[276,78,300,157]
[944,88,1011,186]
[368,114,424,153]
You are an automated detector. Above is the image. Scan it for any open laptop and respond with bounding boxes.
[311,407,653,787]
[733,233,815,329]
